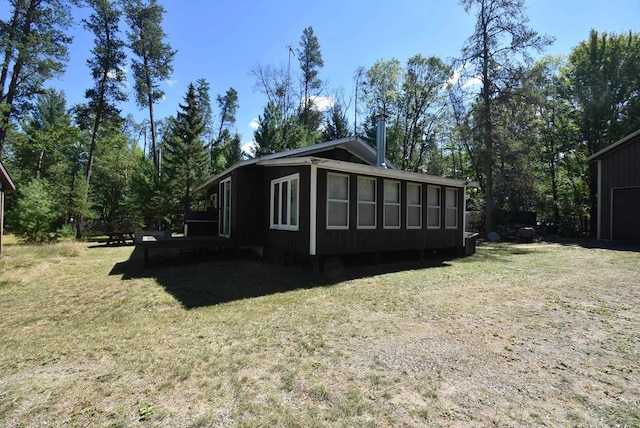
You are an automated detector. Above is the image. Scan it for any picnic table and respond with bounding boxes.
[105,231,135,245]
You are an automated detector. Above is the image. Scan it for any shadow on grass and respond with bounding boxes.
[553,238,640,253]
[109,246,456,309]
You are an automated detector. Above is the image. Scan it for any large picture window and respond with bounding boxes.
[270,174,299,230]
[327,173,349,229]
[406,183,422,229]
[357,177,376,229]
[384,180,401,229]
[427,185,441,229]
[445,188,458,229]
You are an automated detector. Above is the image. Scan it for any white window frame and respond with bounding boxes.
[445,187,459,229]
[270,173,299,231]
[326,172,349,230]
[406,182,422,229]
[383,180,401,229]
[427,185,441,229]
[219,177,232,237]
[357,176,377,229]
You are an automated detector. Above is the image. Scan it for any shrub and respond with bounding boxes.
[9,179,58,242]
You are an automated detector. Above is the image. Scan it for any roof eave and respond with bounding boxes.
[259,156,475,187]
[0,160,16,191]
[586,128,640,162]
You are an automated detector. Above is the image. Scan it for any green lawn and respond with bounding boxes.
[1,240,639,427]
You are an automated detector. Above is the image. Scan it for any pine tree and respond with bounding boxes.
[458,0,552,235]
[297,26,324,134]
[162,83,208,216]
[124,0,176,175]
[83,0,127,187]
[0,0,73,154]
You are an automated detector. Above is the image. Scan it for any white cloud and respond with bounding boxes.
[310,95,334,111]
[249,118,260,130]
[107,66,128,87]
[165,78,178,87]
[448,64,482,89]
[462,75,482,88]
[241,141,258,157]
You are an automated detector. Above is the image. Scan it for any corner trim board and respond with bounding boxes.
[309,164,317,256]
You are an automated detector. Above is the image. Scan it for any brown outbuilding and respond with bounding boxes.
[587,128,640,242]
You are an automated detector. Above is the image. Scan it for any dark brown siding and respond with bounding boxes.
[231,165,264,246]
[315,170,464,256]
[598,134,640,240]
[263,166,311,260]
[202,165,265,245]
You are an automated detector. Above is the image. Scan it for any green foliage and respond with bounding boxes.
[458,0,553,234]
[564,30,640,155]
[128,156,167,228]
[9,179,58,242]
[362,56,452,173]
[322,98,351,141]
[0,0,74,151]
[254,102,319,156]
[298,26,324,133]
[161,83,209,220]
[82,0,128,198]
[124,0,176,173]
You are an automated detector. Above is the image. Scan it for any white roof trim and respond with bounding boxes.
[586,128,640,162]
[193,158,258,193]
[259,156,477,187]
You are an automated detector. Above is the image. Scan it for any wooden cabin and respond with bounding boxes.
[587,128,640,242]
[0,159,16,254]
[193,132,477,267]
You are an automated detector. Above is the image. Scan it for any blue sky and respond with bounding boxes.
[45,0,640,150]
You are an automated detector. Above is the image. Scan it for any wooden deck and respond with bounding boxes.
[137,235,237,267]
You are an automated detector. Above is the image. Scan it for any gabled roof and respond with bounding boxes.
[195,137,394,192]
[586,128,640,162]
[0,160,16,191]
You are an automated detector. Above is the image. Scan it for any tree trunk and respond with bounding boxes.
[0,0,38,153]
[148,92,158,174]
[482,16,494,237]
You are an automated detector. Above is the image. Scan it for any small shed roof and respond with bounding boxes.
[586,128,640,162]
[0,160,16,191]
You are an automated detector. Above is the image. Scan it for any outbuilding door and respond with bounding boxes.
[612,187,640,241]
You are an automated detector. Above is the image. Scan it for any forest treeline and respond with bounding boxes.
[1,0,639,241]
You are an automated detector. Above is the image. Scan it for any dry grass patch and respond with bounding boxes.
[0,241,638,427]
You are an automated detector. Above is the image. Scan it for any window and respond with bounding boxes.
[220,178,232,237]
[406,183,422,229]
[270,174,299,230]
[427,185,441,229]
[357,177,377,228]
[384,180,401,229]
[327,173,349,229]
[445,188,458,229]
